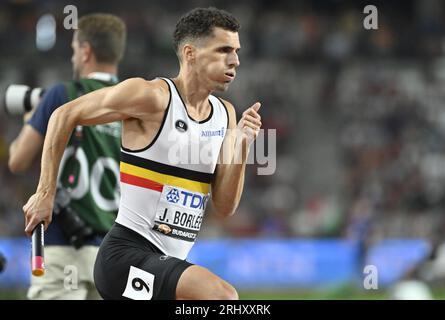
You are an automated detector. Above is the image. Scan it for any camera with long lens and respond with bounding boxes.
[53,187,94,249]
[4,84,45,115]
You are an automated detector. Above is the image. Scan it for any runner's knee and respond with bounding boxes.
[215,281,238,300]
[176,266,238,300]
[204,279,238,300]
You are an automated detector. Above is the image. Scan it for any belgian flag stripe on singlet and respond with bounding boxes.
[120,152,212,194]
[120,172,164,192]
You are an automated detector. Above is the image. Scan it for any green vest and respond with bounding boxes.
[58,78,120,233]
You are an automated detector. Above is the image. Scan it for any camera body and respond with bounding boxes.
[53,188,94,249]
[4,84,45,115]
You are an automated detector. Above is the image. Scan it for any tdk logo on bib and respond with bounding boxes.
[165,187,208,210]
[166,189,180,203]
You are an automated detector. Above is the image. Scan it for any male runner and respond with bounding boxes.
[23,7,262,300]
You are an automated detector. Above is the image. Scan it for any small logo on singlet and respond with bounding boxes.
[157,223,172,235]
[201,127,225,137]
[166,188,180,203]
[175,120,188,132]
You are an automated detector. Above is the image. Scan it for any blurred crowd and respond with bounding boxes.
[2,0,445,245]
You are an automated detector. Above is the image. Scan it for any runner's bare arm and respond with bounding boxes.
[22,78,166,236]
[211,100,261,217]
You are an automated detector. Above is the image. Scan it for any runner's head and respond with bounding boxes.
[173,7,241,92]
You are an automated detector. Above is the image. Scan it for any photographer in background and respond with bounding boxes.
[8,13,126,299]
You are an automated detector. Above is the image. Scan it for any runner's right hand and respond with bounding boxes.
[23,191,54,237]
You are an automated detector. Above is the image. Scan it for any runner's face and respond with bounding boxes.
[194,27,240,92]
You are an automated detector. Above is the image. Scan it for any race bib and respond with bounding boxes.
[153,185,209,242]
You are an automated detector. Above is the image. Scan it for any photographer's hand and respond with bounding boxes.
[23,191,54,237]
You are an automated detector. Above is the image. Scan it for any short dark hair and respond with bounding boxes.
[77,13,126,64]
[173,7,240,54]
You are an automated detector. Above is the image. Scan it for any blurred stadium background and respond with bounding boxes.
[1,0,445,299]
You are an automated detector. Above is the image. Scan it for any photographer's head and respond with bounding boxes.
[71,13,126,80]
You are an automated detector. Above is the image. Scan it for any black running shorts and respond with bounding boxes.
[94,223,193,300]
